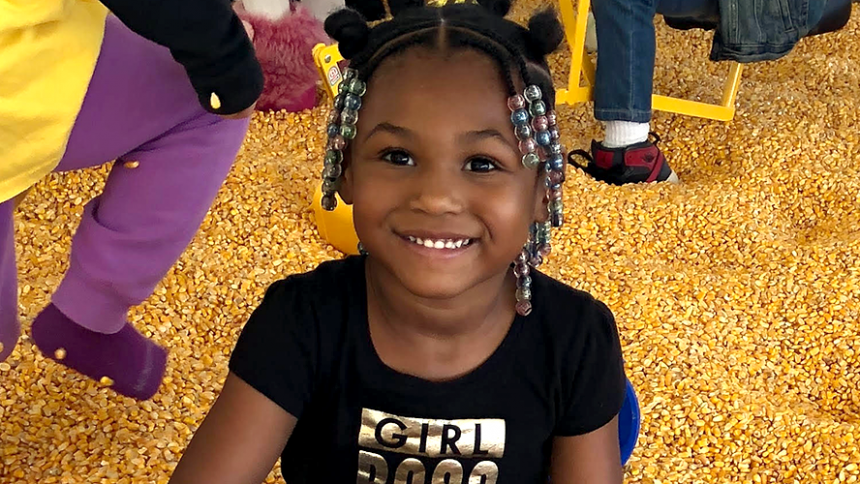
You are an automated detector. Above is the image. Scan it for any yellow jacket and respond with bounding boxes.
[0,0,109,203]
[0,0,264,204]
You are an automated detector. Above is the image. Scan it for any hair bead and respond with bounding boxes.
[344,94,362,111]
[535,130,552,146]
[528,100,547,116]
[522,152,541,169]
[323,163,343,179]
[531,115,548,132]
[340,124,357,140]
[515,300,532,316]
[511,109,530,125]
[324,150,342,165]
[538,243,552,257]
[524,85,542,102]
[513,262,530,277]
[341,109,359,125]
[507,94,526,111]
[519,138,537,155]
[515,124,532,141]
[515,286,531,301]
[322,177,341,193]
[347,78,367,96]
[320,69,365,212]
[329,134,346,151]
[514,257,527,271]
[321,194,337,211]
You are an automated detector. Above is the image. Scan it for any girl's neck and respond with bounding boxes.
[365,257,517,382]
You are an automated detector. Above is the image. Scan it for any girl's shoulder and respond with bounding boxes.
[531,270,614,319]
[228,257,365,416]
[528,270,618,343]
[529,272,626,438]
[266,255,364,300]
[247,256,365,334]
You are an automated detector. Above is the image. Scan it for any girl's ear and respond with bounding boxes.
[532,176,549,224]
[337,151,355,204]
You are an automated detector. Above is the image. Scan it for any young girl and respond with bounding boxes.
[169,0,628,482]
[0,1,262,400]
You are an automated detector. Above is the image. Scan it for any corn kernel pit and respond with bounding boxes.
[1,8,859,483]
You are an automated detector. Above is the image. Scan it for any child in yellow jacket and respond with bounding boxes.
[0,0,263,400]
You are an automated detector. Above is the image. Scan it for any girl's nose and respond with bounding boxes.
[407,166,464,216]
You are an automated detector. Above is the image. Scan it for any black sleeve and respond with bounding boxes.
[99,0,264,115]
[228,279,318,419]
[554,299,627,436]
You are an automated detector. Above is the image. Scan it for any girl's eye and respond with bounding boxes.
[465,157,498,173]
[382,150,415,166]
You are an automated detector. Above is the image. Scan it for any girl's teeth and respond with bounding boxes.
[405,236,471,249]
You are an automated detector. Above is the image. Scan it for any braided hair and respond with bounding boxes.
[320,0,566,316]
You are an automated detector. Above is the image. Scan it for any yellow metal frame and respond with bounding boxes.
[313,43,346,101]
[556,0,743,121]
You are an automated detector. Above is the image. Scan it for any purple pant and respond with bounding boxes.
[0,16,250,361]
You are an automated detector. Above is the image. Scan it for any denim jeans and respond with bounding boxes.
[592,0,719,122]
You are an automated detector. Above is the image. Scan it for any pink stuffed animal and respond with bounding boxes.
[234,0,339,112]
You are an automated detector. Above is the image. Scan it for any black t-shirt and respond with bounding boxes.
[229,256,626,483]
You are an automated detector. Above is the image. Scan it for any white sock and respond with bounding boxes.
[241,0,292,20]
[603,121,650,148]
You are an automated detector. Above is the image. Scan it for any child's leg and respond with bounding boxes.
[591,0,719,145]
[30,15,250,400]
[591,0,658,145]
[582,0,720,184]
[0,200,18,362]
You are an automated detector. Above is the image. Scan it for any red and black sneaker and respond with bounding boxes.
[568,133,679,186]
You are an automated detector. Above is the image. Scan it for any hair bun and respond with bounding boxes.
[527,8,564,57]
[475,0,513,17]
[389,0,425,16]
[324,9,371,59]
[345,0,386,21]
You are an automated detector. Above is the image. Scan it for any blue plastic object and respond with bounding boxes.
[618,378,641,465]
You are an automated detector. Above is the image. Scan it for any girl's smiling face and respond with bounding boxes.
[340,47,549,300]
